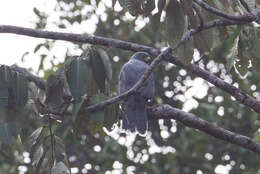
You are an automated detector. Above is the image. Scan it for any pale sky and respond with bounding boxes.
[0,0,53,69]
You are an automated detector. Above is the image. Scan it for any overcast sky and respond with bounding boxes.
[0,0,53,69]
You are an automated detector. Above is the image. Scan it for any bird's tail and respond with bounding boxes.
[122,95,147,136]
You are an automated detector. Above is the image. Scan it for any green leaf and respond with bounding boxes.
[45,73,64,110]
[0,66,10,109]
[33,8,41,17]
[90,93,106,124]
[89,48,106,92]
[27,127,45,150]
[226,37,239,71]
[104,103,119,131]
[97,48,113,82]
[165,0,185,48]
[51,162,69,174]
[118,0,125,7]
[54,136,66,162]
[177,37,194,65]
[125,0,139,16]
[71,98,85,122]
[32,145,44,166]
[0,122,19,147]
[209,26,241,63]
[176,19,194,65]
[85,64,99,96]
[234,37,250,78]
[65,58,87,102]
[34,43,44,53]
[142,0,155,16]
[12,72,28,110]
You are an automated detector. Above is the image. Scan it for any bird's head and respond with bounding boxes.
[131,52,151,63]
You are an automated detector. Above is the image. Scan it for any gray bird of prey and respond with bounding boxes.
[118,52,155,135]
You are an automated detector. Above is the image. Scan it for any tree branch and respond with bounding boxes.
[193,0,254,22]
[150,104,260,154]
[239,0,251,13]
[2,25,260,114]
[10,64,46,90]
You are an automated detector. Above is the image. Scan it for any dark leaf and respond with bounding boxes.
[11,71,28,110]
[142,0,155,16]
[165,0,185,48]
[104,103,119,131]
[89,48,106,92]
[45,73,64,110]
[209,26,241,63]
[54,136,66,162]
[71,98,85,122]
[90,93,106,124]
[125,0,139,16]
[97,48,113,82]
[0,122,19,147]
[65,58,87,102]
[51,162,69,174]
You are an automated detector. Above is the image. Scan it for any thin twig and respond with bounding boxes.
[239,0,251,13]
[192,2,204,29]
[193,0,254,22]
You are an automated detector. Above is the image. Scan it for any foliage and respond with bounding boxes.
[2,0,260,173]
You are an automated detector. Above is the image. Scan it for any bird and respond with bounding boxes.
[118,52,155,136]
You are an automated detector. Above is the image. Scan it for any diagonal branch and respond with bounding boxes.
[193,0,254,22]
[150,104,260,154]
[2,25,260,114]
[239,0,251,12]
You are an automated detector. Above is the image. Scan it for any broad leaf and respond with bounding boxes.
[209,26,241,63]
[125,0,139,16]
[97,48,113,82]
[45,73,64,110]
[54,136,66,162]
[71,97,85,122]
[0,66,10,110]
[89,48,106,92]
[90,93,106,124]
[142,0,155,16]
[104,103,119,131]
[85,64,99,96]
[65,58,87,102]
[12,72,28,110]
[51,162,69,174]
[165,0,185,48]
[0,122,19,147]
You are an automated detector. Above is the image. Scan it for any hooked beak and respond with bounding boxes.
[144,56,152,63]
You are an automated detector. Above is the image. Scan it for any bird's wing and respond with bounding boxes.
[119,60,145,94]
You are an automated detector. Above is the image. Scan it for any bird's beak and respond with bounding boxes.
[145,56,151,63]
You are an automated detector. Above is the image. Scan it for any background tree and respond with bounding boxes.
[1,0,260,173]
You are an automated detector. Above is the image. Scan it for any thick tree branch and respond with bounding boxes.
[151,104,260,154]
[2,25,260,114]
[10,64,46,90]
[193,0,254,22]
